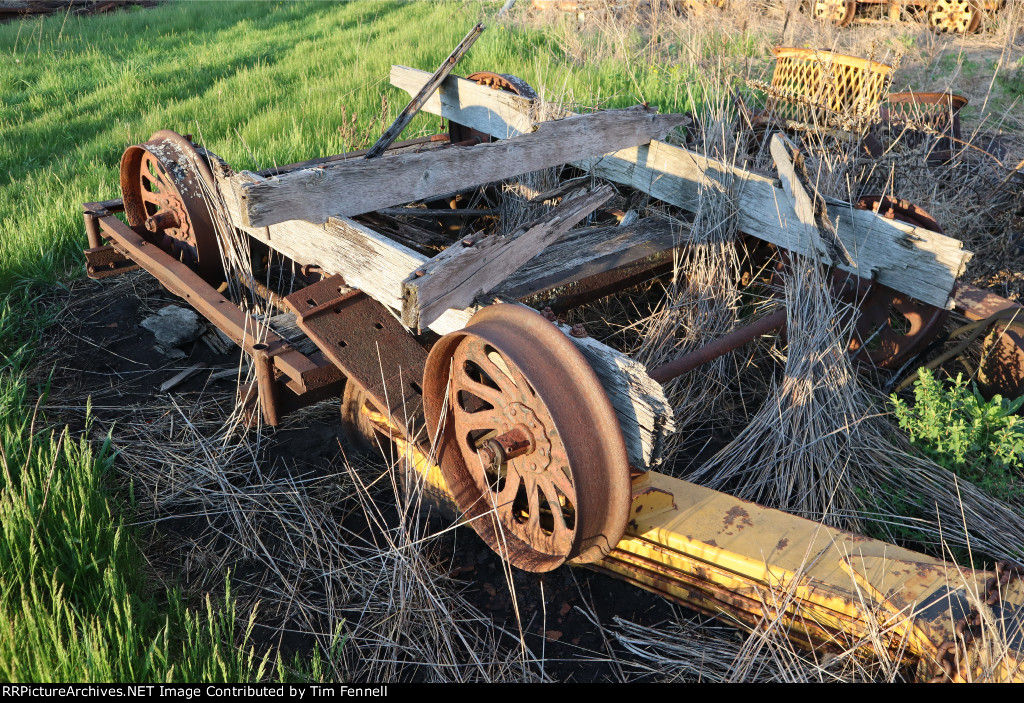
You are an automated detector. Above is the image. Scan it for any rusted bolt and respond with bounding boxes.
[414,269,426,277]
[541,306,557,322]
[479,426,533,465]
[144,211,179,232]
[570,323,587,338]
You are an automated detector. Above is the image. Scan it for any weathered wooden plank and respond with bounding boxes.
[217,172,671,467]
[232,105,689,228]
[391,65,972,309]
[402,186,613,330]
[769,133,831,264]
[770,133,853,267]
[495,216,684,301]
[364,23,484,159]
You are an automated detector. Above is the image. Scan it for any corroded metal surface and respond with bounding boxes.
[284,276,428,435]
[120,130,223,285]
[422,304,631,572]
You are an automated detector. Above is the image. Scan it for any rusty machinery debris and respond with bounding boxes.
[529,1,1007,34]
[82,41,1024,681]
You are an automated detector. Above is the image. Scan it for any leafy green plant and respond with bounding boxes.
[891,369,1024,502]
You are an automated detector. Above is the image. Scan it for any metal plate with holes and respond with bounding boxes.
[284,275,428,434]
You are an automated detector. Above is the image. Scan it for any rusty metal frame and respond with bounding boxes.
[83,199,342,424]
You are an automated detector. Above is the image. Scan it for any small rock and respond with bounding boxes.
[544,630,562,642]
[141,305,202,348]
[154,344,187,360]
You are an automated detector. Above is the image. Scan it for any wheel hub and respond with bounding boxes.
[422,304,630,573]
[929,0,979,33]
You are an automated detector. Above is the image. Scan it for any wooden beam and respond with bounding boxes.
[364,23,484,159]
[402,185,613,330]
[390,65,973,309]
[231,105,689,228]
[217,173,673,467]
[496,216,684,301]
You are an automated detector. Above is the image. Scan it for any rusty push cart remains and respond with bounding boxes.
[83,59,1024,681]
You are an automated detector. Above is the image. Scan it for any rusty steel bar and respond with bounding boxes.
[648,308,787,384]
[83,209,103,249]
[93,212,338,396]
[252,344,281,426]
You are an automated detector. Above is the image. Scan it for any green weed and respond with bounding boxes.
[891,368,1024,503]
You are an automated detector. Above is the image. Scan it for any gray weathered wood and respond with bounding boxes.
[217,172,671,467]
[495,216,684,300]
[232,105,689,228]
[160,362,208,392]
[391,65,972,309]
[770,133,852,267]
[364,23,484,159]
[402,186,613,330]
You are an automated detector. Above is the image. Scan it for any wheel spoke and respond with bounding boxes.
[463,337,520,396]
[453,370,505,408]
[546,465,576,505]
[538,477,570,536]
[453,407,504,434]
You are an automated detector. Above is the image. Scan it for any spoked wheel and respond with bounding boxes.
[812,0,857,26]
[928,0,982,33]
[120,130,223,285]
[448,72,538,145]
[739,196,948,369]
[847,195,949,368]
[422,304,630,573]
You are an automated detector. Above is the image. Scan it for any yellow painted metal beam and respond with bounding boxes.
[374,410,1024,682]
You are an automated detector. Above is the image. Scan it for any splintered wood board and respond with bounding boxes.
[391,65,972,309]
[231,105,688,228]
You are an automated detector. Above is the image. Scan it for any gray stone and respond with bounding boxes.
[141,305,202,348]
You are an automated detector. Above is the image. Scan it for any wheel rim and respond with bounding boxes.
[120,130,223,285]
[813,0,855,25]
[929,0,979,33]
[845,196,949,368]
[422,304,630,572]
[448,72,537,145]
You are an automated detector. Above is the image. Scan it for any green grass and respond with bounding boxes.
[0,0,762,681]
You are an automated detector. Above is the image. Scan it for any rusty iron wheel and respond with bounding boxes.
[928,0,981,33]
[845,195,949,368]
[120,130,222,285]
[422,304,630,573]
[448,72,538,145]
[812,0,856,26]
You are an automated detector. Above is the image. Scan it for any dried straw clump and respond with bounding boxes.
[632,65,766,467]
[684,253,871,528]
[110,391,539,681]
[677,251,1024,562]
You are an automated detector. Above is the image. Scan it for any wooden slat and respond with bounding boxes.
[217,172,673,467]
[391,65,972,309]
[402,186,613,330]
[495,216,684,300]
[364,23,484,159]
[231,105,689,228]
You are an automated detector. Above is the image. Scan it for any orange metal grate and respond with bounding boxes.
[765,47,895,131]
